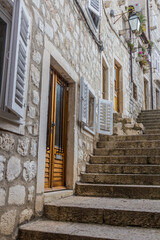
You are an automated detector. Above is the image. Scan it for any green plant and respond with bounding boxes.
[127,41,134,50]
[136,12,146,34]
[141,46,147,53]
[149,40,154,48]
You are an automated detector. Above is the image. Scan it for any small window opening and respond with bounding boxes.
[133,82,137,101]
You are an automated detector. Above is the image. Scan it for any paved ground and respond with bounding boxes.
[20,220,160,240]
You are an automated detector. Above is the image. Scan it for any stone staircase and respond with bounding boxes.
[18,110,160,240]
[137,110,160,134]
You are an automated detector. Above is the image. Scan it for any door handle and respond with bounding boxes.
[51,122,56,128]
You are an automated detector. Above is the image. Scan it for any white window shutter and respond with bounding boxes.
[79,77,89,125]
[98,98,113,135]
[154,51,158,70]
[88,0,102,17]
[6,0,30,118]
[92,93,96,133]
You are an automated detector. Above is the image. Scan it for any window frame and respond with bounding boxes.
[86,0,102,31]
[0,0,30,127]
[133,82,137,101]
[84,86,96,135]
[79,78,96,136]
[0,7,12,109]
[0,0,31,132]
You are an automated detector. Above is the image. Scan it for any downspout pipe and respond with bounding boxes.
[147,0,154,109]
[130,28,133,83]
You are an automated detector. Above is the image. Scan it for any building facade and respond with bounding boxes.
[0,0,160,239]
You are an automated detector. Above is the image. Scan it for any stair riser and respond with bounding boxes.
[137,118,160,121]
[81,174,160,185]
[139,113,160,116]
[45,205,103,224]
[137,120,160,124]
[44,205,160,228]
[94,148,160,156]
[97,141,160,149]
[143,126,160,130]
[19,231,107,240]
[144,130,160,134]
[99,135,160,142]
[86,165,160,174]
[104,210,160,228]
[90,156,160,165]
[76,184,160,199]
[139,124,160,127]
[139,116,160,120]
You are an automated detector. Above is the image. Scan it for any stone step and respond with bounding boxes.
[137,118,160,123]
[99,134,160,142]
[139,113,160,117]
[141,110,160,113]
[140,111,160,115]
[138,115,160,118]
[143,125,160,129]
[97,140,160,149]
[76,183,160,199]
[80,173,160,185]
[94,148,160,156]
[90,156,160,165]
[142,122,160,125]
[86,164,160,174]
[144,129,160,134]
[44,196,160,228]
[19,220,160,240]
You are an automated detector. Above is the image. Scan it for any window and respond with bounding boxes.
[79,77,113,135]
[87,90,96,132]
[79,77,96,135]
[133,82,137,101]
[87,0,102,29]
[0,0,30,121]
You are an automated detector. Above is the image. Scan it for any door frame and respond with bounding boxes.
[101,53,110,100]
[114,60,123,113]
[36,37,79,206]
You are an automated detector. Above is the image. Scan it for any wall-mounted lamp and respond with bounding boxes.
[111,10,141,34]
[128,13,140,33]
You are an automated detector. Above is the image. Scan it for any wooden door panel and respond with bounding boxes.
[114,65,120,112]
[44,69,68,190]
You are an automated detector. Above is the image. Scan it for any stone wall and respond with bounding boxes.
[0,0,159,239]
[0,132,37,239]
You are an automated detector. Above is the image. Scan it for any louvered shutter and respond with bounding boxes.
[154,51,158,70]
[6,0,30,118]
[88,0,102,17]
[79,77,89,125]
[98,99,113,135]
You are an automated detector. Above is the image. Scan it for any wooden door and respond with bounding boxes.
[45,69,68,191]
[156,89,159,110]
[144,79,148,110]
[114,65,120,112]
[102,65,108,100]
